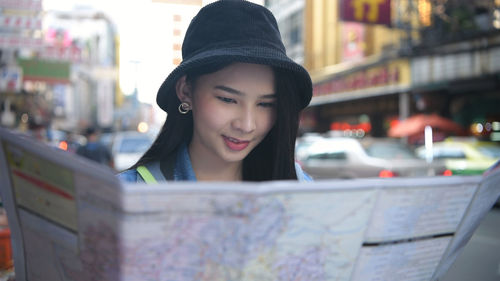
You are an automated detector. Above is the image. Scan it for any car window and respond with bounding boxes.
[118,137,152,153]
[434,147,466,159]
[307,151,347,160]
[364,142,416,159]
[296,141,315,158]
[478,146,500,158]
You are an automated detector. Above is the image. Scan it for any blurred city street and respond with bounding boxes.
[0,0,500,280]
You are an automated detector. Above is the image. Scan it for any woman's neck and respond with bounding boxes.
[188,144,243,182]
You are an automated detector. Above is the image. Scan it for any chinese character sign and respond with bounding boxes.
[340,0,391,26]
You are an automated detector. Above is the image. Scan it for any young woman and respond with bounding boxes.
[119,0,312,183]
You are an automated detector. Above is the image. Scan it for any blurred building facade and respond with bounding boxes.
[45,9,119,131]
[271,0,500,143]
[0,1,123,136]
[1,0,269,138]
[0,0,44,130]
[155,0,265,66]
[302,0,412,138]
[266,0,305,64]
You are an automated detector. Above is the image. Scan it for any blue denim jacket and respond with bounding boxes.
[118,143,312,182]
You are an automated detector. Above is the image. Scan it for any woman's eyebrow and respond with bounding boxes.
[261,93,277,99]
[214,85,276,98]
[214,85,244,95]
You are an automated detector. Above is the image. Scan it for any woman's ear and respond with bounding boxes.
[175,75,193,104]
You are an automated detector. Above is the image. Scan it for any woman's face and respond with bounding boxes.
[183,63,276,165]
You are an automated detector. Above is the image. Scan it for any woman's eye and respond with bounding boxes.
[259,102,276,108]
[217,96,235,103]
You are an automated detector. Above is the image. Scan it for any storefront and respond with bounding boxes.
[302,58,412,137]
[303,34,500,143]
[410,38,500,142]
[8,58,72,130]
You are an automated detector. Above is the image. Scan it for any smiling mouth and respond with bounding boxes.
[223,136,250,151]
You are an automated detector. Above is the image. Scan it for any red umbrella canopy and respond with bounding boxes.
[388,113,466,138]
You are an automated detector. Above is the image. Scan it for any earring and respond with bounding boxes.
[178,102,191,114]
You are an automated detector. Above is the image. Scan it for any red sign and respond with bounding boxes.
[39,46,84,63]
[0,35,43,49]
[340,0,391,26]
[0,16,42,30]
[313,64,400,97]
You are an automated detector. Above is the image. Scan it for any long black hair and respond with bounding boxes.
[132,63,302,181]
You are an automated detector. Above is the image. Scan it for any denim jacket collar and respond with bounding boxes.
[173,142,197,181]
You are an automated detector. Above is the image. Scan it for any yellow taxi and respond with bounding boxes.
[416,137,500,175]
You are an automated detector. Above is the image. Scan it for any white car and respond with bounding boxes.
[297,137,447,179]
[111,131,154,171]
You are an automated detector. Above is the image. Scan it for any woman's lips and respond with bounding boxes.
[223,136,250,151]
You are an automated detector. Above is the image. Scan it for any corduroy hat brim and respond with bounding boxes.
[157,47,312,113]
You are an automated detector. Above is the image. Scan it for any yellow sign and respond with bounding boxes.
[352,0,386,22]
[341,0,391,25]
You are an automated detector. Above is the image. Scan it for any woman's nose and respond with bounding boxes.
[232,107,256,133]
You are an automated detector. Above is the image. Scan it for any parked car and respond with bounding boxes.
[415,138,500,175]
[296,133,324,161]
[297,137,447,179]
[111,131,154,171]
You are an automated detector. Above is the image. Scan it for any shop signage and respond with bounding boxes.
[0,35,43,49]
[0,15,42,29]
[0,66,22,92]
[313,60,408,97]
[340,0,391,26]
[0,0,42,33]
[0,0,42,11]
[0,0,42,51]
[17,58,70,84]
[39,46,84,63]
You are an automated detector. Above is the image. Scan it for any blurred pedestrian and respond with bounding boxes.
[119,0,312,183]
[77,127,114,168]
[27,118,47,143]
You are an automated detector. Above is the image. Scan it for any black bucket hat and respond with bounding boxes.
[156,0,312,113]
